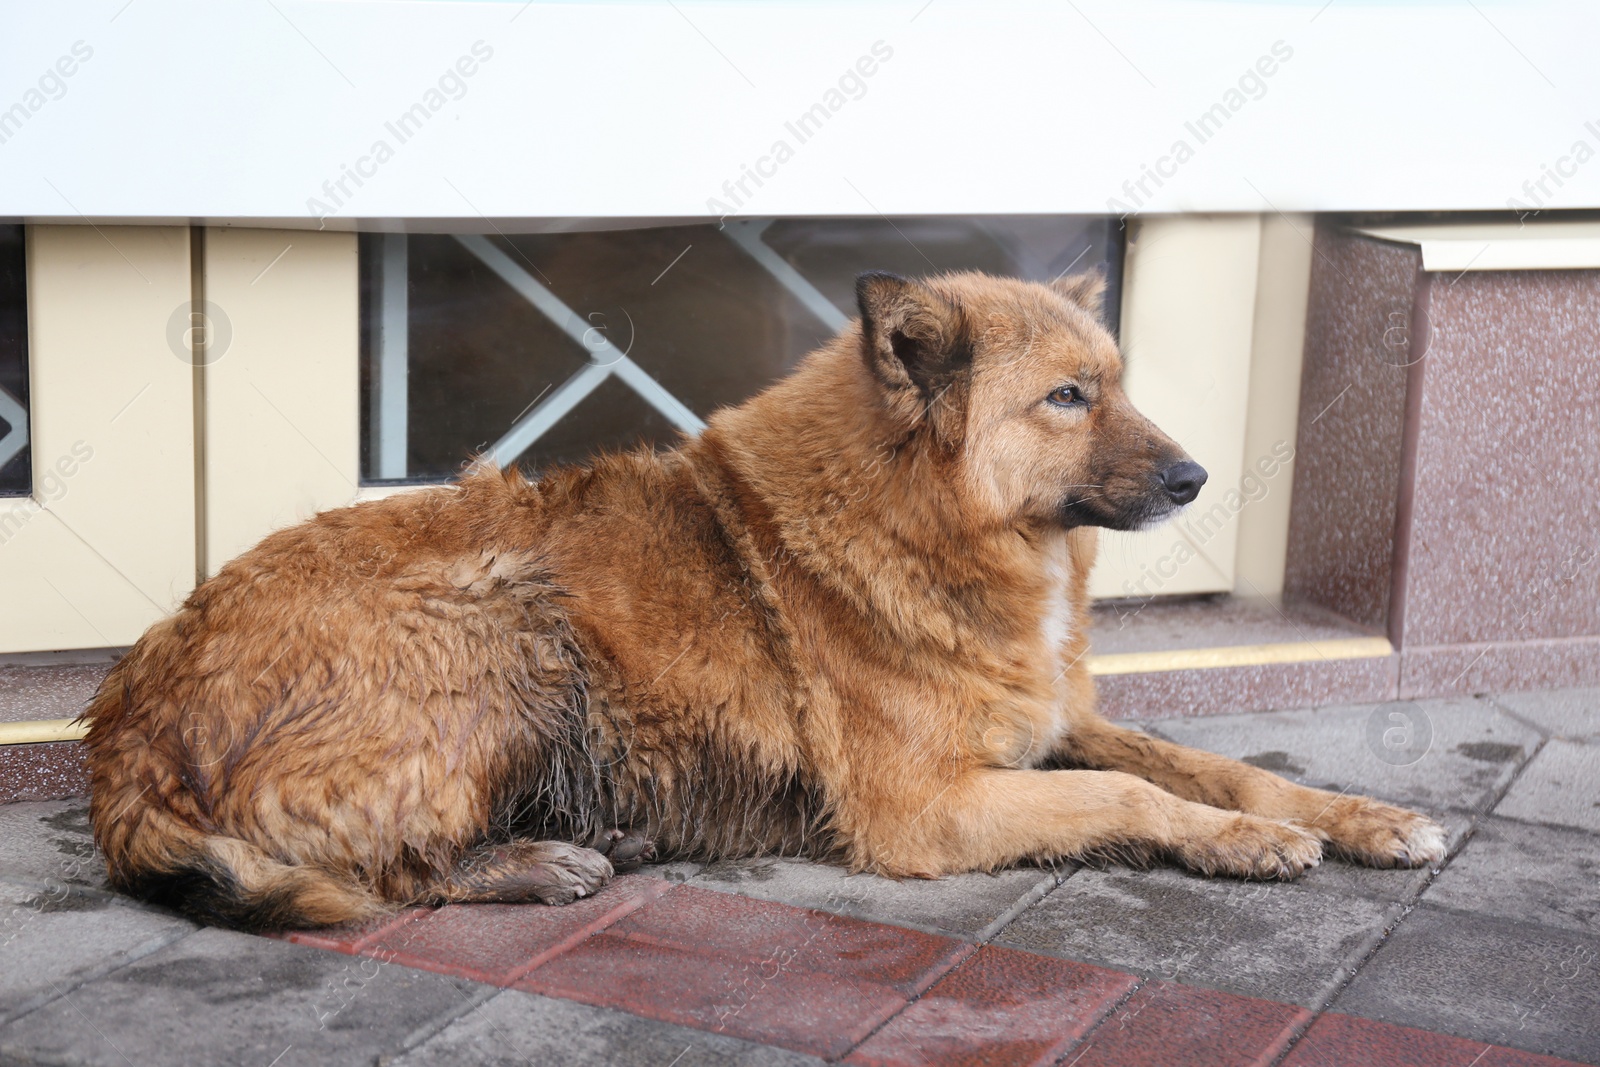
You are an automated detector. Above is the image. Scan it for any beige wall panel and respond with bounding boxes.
[202,229,359,573]
[0,226,195,652]
[1089,215,1262,600]
[1234,213,1313,602]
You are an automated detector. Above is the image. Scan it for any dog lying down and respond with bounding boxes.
[83,269,1446,930]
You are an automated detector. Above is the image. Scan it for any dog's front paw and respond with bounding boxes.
[1315,798,1447,868]
[1176,813,1322,880]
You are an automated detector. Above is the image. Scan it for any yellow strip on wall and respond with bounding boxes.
[0,636,1391,746]
[1088,636,1394,676]
[0,719,88,745]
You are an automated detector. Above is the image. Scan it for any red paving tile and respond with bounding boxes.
[359,872,675,983]
[268,883,1592,1067]
[608,883,971,993]
[1065,981,1309,1067]
[1282,1013,1588,1067]
[517,930,910,1058]
[845,944,1138,1067]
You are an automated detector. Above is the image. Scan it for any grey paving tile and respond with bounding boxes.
[1424,816,1600,935]
[1494,740,1600,833]
[0,800,107,893]
[394,988,821,1067]
[1150,696,1540,813]
[994,867,1402,1007]
[1494,687,1600,742]
[0,881,194,1026]
[690,855,1059,940]
[0,926,484,1067]
[644,859,705,885]
[1291,810,1472,902]
[1333,904,1600,1064]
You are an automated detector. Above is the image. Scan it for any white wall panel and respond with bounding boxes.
[0,2,1595,222]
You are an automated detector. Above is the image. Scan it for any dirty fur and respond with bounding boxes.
[83,270,1446,930]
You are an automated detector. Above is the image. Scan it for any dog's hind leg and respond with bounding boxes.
[425,830,655,906]
[1048,716,1446,869]
[428,841,613,906]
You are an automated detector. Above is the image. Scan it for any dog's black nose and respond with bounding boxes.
[1160,461,1208,505]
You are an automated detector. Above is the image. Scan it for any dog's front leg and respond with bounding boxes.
[1046,716,1446,869]
[861,768,1320,881]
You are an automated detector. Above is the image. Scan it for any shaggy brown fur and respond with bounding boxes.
[83,270,1446,930]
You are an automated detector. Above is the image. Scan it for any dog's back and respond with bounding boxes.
[84,448,827,929]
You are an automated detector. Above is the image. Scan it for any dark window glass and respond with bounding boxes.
[0,225,29,497]
[360,217,1124,484]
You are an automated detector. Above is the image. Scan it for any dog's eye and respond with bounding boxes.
[1047,385,1086,407]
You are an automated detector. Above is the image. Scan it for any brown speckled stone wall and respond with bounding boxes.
[0,741,87,803]
[0,663,100,801]
[1396,267,1600,696]
[1282,228,1600,701]
[1283,224,1423,632]
[0,664,102,723]
[1401,637,1600,698]
[1096,654,1398,720]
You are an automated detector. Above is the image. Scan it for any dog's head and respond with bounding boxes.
[855,269,1205,531]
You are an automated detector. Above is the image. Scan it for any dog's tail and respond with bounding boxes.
[103,804,386,932]
[84,640,390,933]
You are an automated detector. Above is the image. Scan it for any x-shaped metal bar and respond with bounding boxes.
[0,384,28,475]
[453,234,705,468]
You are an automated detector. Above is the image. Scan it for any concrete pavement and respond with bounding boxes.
[1,688,1595,1065]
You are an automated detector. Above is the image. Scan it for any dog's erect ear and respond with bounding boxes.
[855,271,970,396]
[1051,267,1108,320]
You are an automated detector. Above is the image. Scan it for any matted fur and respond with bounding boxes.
[83,271,1445,930]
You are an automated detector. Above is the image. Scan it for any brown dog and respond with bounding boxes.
[83,270,1446,930]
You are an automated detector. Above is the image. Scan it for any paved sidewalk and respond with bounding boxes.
[0,689,1596,1065]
